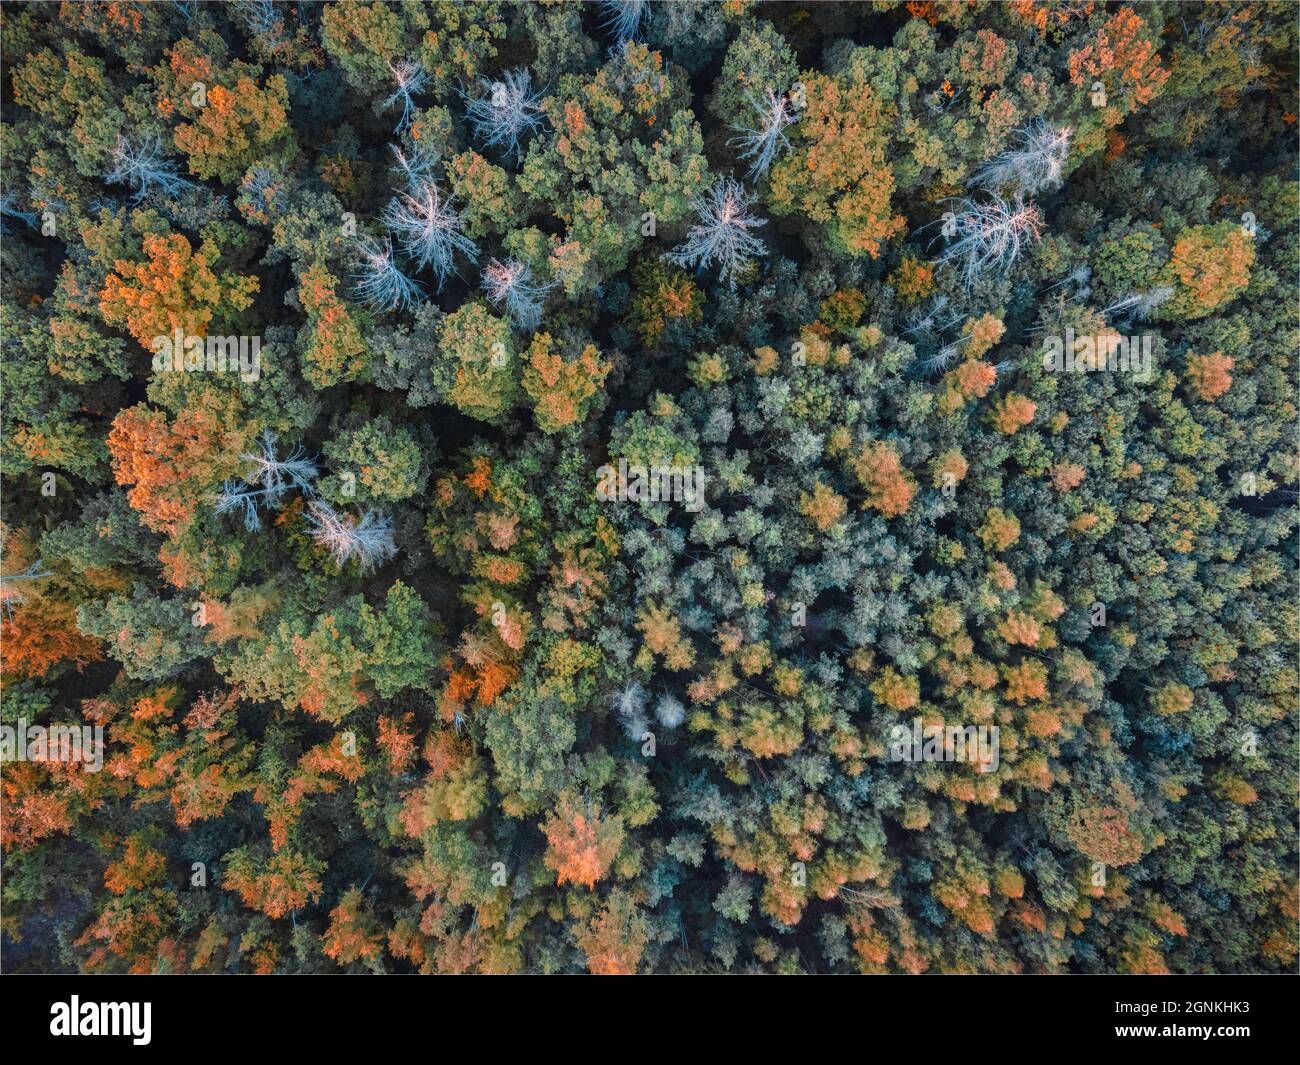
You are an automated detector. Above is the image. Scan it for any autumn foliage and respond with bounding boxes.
[1,0,1294,979]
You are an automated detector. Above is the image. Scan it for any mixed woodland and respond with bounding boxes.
[0,0,1297,974]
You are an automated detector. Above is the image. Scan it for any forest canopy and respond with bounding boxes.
[0,0,1296,975]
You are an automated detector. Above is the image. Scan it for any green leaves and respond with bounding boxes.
[2,0,1295,977]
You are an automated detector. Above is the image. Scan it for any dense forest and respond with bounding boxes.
[1,0,1296,975]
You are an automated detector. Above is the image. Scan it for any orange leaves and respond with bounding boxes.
[1151,681,1194,716]
[631,264,704,347]
[1002,659,1048,704]
[132,689,177,722]
[323,888,385,965]
[171,762,245,830]
[1185,350,1235,401]
[377,714,418,774]
[521,334,610,433]
[990,392,1036,434]
[386,917,429,972]
[938,357,998,414]
[474,555,526,585]
[995,867,1025,899]
[818,288,867,333]
[542,545,610,633]
[905,2,943,28]
[928,602,964,639]
[0,595,102,678]
[1068,8,1170,109]
[173,74,293,182]
[99,233,258,348]
[737,700,804,759]
[483,512,517,553]
[891,255,935,304]
[292,628,367,721]
[442,667,479,712]
[848,441,917,518]
[0,763,74,849]
[750,345,780,376]
[75,897,174,975]
[1011,0,1093,33]
[260,734,366,848]
[104,835,168,894]
[151,689,253,829]
[1065,782,1146,867]
[206,83,235,116]
[198,587,276,644]
[852,924,892,969]
[299,735,366,783]
[10,2,1292,981]
[561,99,588,139]
[1212,773,1259,805]
[1050,461,1086,492]
[951,358,998,401]
[107,404,232,536]
[492,608,528,653]
[225,847,324,919]
[956,29,1016,90]
[423,727,470,781]
[464,456,493,497]
[871,666,920,711]
[800,480,848,532]
[297,261,369,388]
[1161,224,1254,319]
[438,656,520,723]
[576,891,648,975]
[635,601,695,670]
[768,71,906,258]
[165,38,214,94]
[447,151,515,239]
[930,448,969,490]
[60,0,146,36]
[1147,900,1188,937]
[542,792,625,889]
[107,407,186,532]
[399,752,488,836]
[998,609,1042,647]
[933,862,996,936]
[961,313,1006,359]
[474,661,518,706]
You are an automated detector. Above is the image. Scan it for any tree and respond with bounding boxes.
[520,333,610,433]
[463,68,545,159]
[3,0,1295,978]
[320,417,428,504]
[76,584,208,680]
[849,442,917,518]
[104,133,194,203]
[969,121,1072,197]
[480,258,554,331]
[729,88,796,181]
[1158,223,1255,320]
[1185,351,1235,402]
[768,65,905,258]
[577,890,648,974]
[433,302,518,422]
[933,195,1044,290]
[99,233,259,349]
[297,261,370,388]
[665,175,767,289]
[173,75,295,183]
[384,180,479,289]
[542,791,625,889]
